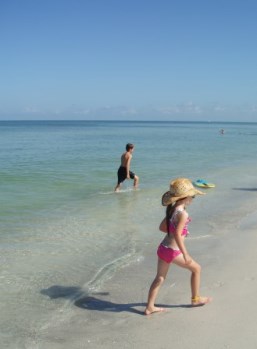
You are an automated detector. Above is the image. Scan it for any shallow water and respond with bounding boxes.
[1,120,257,348]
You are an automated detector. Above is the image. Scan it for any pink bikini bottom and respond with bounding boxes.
[157,244,182,264]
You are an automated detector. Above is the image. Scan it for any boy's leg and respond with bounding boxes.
[133,175,139,188]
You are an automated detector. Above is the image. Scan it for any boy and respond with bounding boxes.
[114,143,139,192]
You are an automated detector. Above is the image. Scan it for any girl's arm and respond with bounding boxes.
[173,211,192,264]
[159,217,168,233]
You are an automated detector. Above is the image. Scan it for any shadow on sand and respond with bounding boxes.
[41,285,190,316]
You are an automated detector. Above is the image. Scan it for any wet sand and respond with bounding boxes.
[37,171,257,349]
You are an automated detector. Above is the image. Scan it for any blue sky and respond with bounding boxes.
[0,0,257,121]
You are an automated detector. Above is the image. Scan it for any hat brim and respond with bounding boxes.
[162,188,205,206]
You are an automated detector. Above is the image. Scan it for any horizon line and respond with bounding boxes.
[0,119,257,124]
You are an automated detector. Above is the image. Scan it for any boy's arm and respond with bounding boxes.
[125,153,132,178]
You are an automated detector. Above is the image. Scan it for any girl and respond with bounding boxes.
[145,177,212,315]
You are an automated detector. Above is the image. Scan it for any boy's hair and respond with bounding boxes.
[126,143,134,151]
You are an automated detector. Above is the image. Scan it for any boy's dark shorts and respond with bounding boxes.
[117,166,135,184]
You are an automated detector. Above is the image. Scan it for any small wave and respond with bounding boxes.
[188,234,212,240]
[99,188,140,195]
[238,132,257,136]
[115,188,139,193]
[99,191,116,195]
[83,251,137,292]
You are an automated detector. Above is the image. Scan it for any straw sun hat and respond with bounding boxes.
[162,178,205,206]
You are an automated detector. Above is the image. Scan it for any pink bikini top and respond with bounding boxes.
[168,209,191,236]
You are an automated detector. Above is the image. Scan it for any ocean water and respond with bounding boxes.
[1,120,257,348]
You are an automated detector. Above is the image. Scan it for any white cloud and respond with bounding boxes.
[155,102,203,115]
[3,101,257,121]
[24,106,43,114]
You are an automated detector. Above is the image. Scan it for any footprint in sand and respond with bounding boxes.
[213,281,225,288]
[244,276,255,281]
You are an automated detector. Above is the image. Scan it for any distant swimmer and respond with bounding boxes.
[114,143,139,192]
[220,129,225,135]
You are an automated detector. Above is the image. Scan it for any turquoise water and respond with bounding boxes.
[1,120,257,347]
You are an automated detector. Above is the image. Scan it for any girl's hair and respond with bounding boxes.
[166,197,189,234]
[166,203,176,235]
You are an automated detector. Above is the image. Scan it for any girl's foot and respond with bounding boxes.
[144,306,166,315]
[191,296,212,307]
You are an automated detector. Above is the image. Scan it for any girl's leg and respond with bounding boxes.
[144,258,170,315]
[172,255,211,305]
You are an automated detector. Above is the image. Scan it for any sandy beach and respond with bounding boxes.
[35,170,257,349]
[3,122,257,349]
